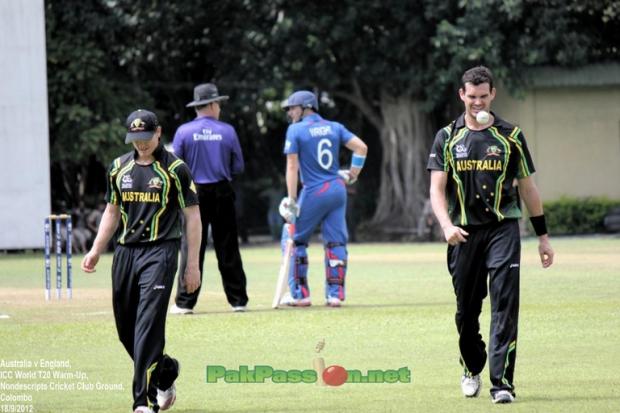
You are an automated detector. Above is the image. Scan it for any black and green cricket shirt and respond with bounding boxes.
[105,145,199,245]
[427,113,536,226]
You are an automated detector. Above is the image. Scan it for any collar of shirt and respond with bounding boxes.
[301,113,323,123]
[454,111,504,131]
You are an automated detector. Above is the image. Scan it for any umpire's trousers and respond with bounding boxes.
[447,219,520,396]
[112,239,180,410]
[175,180,248,308]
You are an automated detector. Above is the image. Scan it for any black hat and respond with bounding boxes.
[125,109,159,144]
[186,83,229,108]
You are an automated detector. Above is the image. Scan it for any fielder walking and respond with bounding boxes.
[279,90,368,307]
[427,66,554,404]
[170,83,249,313]
[81,109,202,413]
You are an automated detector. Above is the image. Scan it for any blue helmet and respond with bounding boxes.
[282,90,319,112]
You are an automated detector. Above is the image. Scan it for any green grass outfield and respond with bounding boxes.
[1,236,619,412]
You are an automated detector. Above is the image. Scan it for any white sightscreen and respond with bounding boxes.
[0,0,50,249]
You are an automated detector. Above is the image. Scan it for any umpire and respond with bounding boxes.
[170,83,249,313]
[427,66,554,404]
[81,109,202,413]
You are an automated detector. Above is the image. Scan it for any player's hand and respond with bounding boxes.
[338,169,358,185]
[442,225,469,246]
[278,197,299,223]
[184,264,201,294]
[538,234,554,268]
[81,250,100,273]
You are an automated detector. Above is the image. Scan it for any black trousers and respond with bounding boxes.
[112,240,180,410]
[175,180,248,308]
[447,219,520,396]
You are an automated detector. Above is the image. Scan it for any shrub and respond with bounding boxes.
[538,197,620,235]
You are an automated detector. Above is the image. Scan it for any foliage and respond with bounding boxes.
[45,0,620,229]
[262,0,620,232]
[427,0,620,104]
[542,197,620,235]
[46,0,153,208]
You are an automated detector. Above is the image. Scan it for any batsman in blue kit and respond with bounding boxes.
[278,90,368,307]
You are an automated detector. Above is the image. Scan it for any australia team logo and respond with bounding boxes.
[148,177,163,190]
[486,145,502,156]
[130,118,146,132]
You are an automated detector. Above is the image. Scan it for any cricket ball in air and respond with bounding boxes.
[322,365,348,386]
[476,110,490,124]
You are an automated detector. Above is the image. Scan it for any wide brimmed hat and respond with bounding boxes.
[186,83,229,107]
[125,109,159,144]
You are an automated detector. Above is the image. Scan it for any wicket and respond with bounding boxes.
[44,214,73,300]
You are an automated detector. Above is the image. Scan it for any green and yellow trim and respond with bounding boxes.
[488,127,512,221]
[505,127,532,178]
[149,161,170,241]
[115,160,135,244]
[108,158,123,205]
[168,160,187,209]
[501,340,517,388]
[146,361,158,409]
[447,128,469,225]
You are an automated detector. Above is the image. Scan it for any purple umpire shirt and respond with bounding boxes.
[172,115,244,184]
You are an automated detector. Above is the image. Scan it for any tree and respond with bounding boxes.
[46,0,619,235]
[258,0,620,237]
[46,0,152,210]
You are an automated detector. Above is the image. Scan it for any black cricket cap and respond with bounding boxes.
[125,109,159,143]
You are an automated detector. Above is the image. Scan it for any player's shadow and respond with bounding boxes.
[517,395,620,404]
[175,408,320,413]
[186,301,451,316]
[342,301,452,309]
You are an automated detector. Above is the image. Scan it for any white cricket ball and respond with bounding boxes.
[476,110,490,124]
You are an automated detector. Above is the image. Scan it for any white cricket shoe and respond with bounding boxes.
[231,305,247,312]
[491,390,515,404]
[461,373,481,397]
[133,406,154,413]
[157,383,176,411]
[279,292,311,307]
[326,297,342,307]
[169,304,193,315]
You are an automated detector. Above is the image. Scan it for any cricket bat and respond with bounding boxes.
[272,223,295,309]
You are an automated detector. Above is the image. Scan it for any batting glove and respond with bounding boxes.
[278,197,299,223]
[338,169,358,185]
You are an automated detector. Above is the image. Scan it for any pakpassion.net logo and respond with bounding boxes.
[206,365,411,387]
[206,340,411,387]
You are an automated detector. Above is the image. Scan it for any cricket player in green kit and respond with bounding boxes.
[81,109,202,413]
[428,66,554,404]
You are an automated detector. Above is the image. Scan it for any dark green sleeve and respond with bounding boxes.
[105,158,122,205]
[169,160,199,209]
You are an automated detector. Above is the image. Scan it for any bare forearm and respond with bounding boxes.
[286,164,298,199]
[519,176,543,217]
[346,136,367,179]
[429,182,452,228]
[183,206,202,269]
[90,206,119,254]
[429,170,469,245]
[520,182,544,217]
[430,171,452,228]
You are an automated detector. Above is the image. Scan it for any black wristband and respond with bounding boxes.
[529,215,548,236]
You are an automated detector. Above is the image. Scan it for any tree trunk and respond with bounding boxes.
[369,93,433,237]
